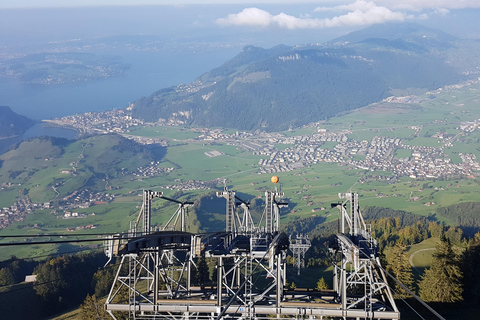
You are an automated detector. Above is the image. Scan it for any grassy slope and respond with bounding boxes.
[2,82,480,261]
[4,83,480,320]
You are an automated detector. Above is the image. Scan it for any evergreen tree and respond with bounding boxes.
[0,267,15,286]
[92,266,115,298]
[196,256,210,289]
[427,221,442,238]
[387,241,414,299]
[316,277,329,290]
[33,253,106,316]
[288,281,297,290]
[461,232,480,303]
[418,236,463,303]
[80,294,109,320]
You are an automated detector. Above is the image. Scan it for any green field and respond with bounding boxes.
[394,148,412,158]
[403,237,465,279]
[407,237,439,274]
[2,82,480,261]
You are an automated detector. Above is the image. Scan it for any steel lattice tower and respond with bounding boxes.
[103,188,401,319]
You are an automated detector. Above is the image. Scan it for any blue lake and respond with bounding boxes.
[0,48,238,154]
[0,49,238,120]
[0,123,78,155]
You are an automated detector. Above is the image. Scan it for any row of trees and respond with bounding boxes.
[0,252,109,318]
[436,201,480,235]
[1,204,477,318]
[301,205,479,308]
[34,252,108,315]
[78,231,480,318]
[365,207,478,305]
[387,232,480,305]
[0,256,37,286]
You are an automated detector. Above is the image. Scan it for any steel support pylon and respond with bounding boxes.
[104,188,401,320]
[289,234,311,275]
[330,192,399,320]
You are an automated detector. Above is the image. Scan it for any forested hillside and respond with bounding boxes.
[0,252,108,318]
[0,106,35,138]
[436,202,480,236]
[130,23,476,132]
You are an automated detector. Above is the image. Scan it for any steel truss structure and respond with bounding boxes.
[104,189,400,320]
[289,234,311,275]
[330,192,400,319]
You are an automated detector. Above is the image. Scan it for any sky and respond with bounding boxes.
[2,0,480,9]
[1,1,479,35]
[0,1,479,55]
[3,0,480,9]
[214,1,480,32]
[0,0,479,118]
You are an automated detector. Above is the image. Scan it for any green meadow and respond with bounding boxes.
[2,82,480,260]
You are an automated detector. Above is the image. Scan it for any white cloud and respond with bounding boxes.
[216,8,325,29]
[216,0,480,30]
[417,13,429,20]
[314,0,377,12]
[272,12,321,29]
[433,8,450,16]
[376,0,480,10]
[217,1,406,30]
[216,8,327,29]
[320,2,405,27]
[216,7,274,27]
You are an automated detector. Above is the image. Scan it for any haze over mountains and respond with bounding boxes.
[131,23,478,132]
[1,22,478,138]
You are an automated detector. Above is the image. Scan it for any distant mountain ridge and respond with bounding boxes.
[0,106,35,138]
[130,23,478,132]
[332,22,457,47]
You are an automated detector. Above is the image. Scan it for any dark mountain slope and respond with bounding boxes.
[333,22,457,49]
[131,23,473,132]
[0,106,35,138]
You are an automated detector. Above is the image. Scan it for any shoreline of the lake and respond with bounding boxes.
[0,123,78,155]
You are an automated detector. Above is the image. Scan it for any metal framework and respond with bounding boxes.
[289,234,311,275]
[103,189,400,320]
[330,192,400,320]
